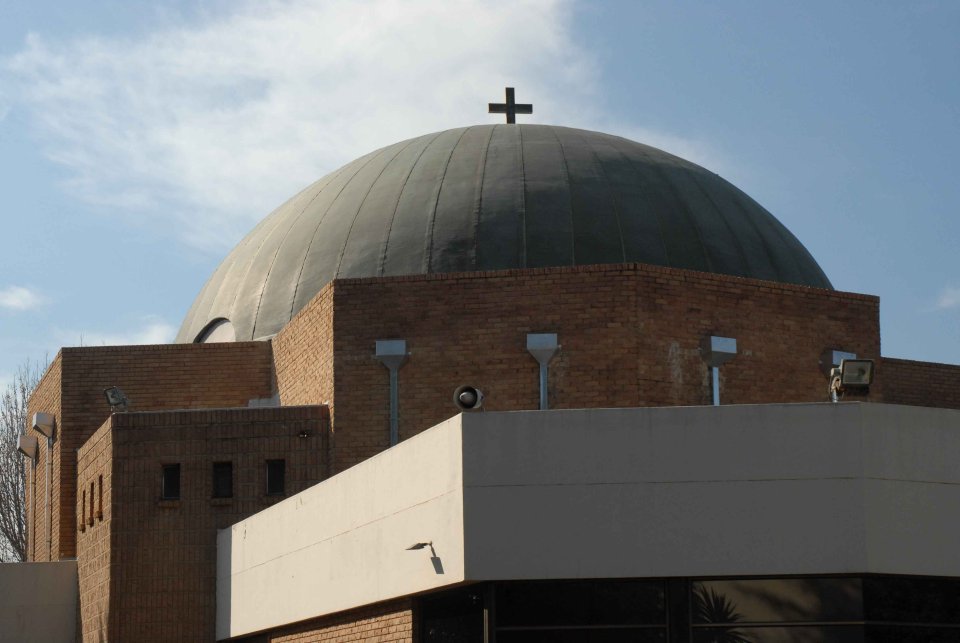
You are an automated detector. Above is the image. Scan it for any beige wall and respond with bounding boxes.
[218,415,466,640]
[0,561,77,642]
[220,403,960,640]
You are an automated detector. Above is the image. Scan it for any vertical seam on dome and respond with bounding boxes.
[472,125,496,268]
[281,148,392,329]
[183,185,312,341]
[225,167,352,340]
[333,137,422,280]
[601,133,671,265]
[716,180,787,283]
[736,187,828,287]
[423,127,470,273]
[688,171,753,278]
[612,135,716,273]
[575,127,627,263]
[518,124,528,268]
[547,125,578,264]
[377,131,445,276]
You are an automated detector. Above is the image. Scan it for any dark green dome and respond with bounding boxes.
[177,124,831,343]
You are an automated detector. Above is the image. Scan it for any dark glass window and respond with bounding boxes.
[863,576,960,624]
[420,586,484,643]
[266,459,285,495]
[692,578,863,624]
[161,464,180,500]
[212,462,233,498]
[497,579,666,628]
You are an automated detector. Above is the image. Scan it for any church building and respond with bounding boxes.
[6,91,960,642]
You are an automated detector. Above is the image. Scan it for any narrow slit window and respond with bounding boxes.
[266,459,285,496]
[161,464,181,500]
[212,462,233,498]
[98,475,103,519]
[89,481,95,524]
[81,489,86,530]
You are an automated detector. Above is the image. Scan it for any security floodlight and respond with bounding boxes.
[840,359,874,387]
[829,359,875,402]
[17,435,38,460]
[454,385,484,411]
[103,386,129,412]
[32,412,55,438]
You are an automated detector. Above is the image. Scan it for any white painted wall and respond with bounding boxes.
[218,415,466,640]
[219,403,960,640]
[0,560,77,642]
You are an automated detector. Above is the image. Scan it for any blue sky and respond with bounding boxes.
[1,0,958,388]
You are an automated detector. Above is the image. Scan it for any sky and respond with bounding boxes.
[0,0,958,389]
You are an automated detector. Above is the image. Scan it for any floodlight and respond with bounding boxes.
[840,359,874,387]
[18,435,38,460]
[828,359,875,402]
[103,386,129,412]
[32,412,55,438]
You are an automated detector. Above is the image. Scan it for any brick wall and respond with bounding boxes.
[27,341,274,561]
[76,406,328,642]
[274,285,334,410]
[264,598,413,642]
[26,352,63,562]
[881,357,960,409]
[273,263,880,473]
[76,417,115,641]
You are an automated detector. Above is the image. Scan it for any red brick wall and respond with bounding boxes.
[27,341,274,561]
[76,417,115,642]
[276,263,880,473]
[881,357,960,409]
[275,285,334,410]
[77,406,328,642]
[26,352,62,562]
[265,598,413,642]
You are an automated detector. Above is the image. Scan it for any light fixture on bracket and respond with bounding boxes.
[829,359,875,402]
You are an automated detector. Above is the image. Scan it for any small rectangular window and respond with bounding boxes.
[161,464,181,500]
[212,462,233,498]
[89,481,95,524]
[266,459,285,496]
[97,474,104,519]
[81,489,86,531]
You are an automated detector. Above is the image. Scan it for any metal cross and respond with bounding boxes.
[488,87,532,124]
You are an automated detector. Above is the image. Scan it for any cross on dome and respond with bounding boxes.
[488,87,533,124]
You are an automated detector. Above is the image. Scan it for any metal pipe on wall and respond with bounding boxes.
[46,436,52,559]
[375,340,408,447]
[527,334,560,410]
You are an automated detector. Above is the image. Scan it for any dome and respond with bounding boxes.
[177,124,831,343]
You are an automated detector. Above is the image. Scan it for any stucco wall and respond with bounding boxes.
[0,560,77,642]
[220,403,960,640]
[218,415,466,640]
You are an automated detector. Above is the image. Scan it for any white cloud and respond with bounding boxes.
[3,0,603,252]
[0,286,45,311]
[935,286,960,310]
[56,316,177,347]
